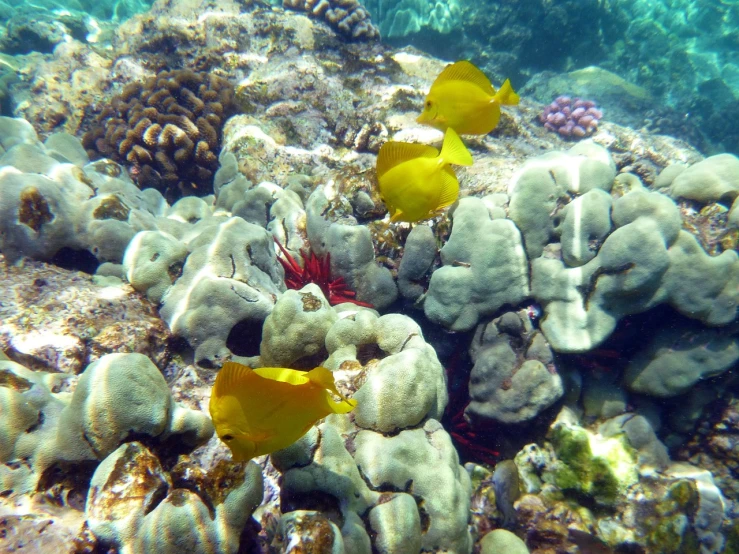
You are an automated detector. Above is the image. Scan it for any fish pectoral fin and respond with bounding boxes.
[434,60,495,96]
[436,166,460,210]
[376,141,438,178]
[463,101,501,135]
[389,209,407,222]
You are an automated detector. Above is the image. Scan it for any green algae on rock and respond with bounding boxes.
[546,419,638,507]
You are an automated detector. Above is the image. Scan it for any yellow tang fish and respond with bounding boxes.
[209,362,357,462]
[377,127,473,223]
[417,60,520,135]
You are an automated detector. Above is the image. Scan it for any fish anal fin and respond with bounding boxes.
[377,141,438,178]
[434,60,495,96]
[440,128,473,166]
[494,78,520,106]
[437,166,460,210]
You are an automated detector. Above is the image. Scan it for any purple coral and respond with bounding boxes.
[540,96,603,139]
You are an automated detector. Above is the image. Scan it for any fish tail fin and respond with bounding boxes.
[307,366,339,391]
[307,366,358,414]
[440,128,473,167]
[327,396,358,414]
[495,78,520,106]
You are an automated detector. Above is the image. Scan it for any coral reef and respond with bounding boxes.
[0,353,212,498]
[267,290,470,553]
[155,215,285,367]
[283,0,379,40]
[83,69,235,202]
[1,0,738,551]
[86,443,263,553]
[467,310,563,425]
[0,117,167,266]
[508,408,729,553]
[539,95,602,139]
[423,197,529,331]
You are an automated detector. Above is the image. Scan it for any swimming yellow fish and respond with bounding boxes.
[376,127,472,223]
[417,60,520,135]
[209,362,357,462]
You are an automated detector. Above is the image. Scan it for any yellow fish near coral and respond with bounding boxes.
[209,362,357,462]
[377,127,473,223]
[417,60,519,135]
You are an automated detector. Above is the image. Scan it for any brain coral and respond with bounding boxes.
[83,69,235,202]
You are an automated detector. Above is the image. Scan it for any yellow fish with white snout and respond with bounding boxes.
[417,60,520,135]
[376,127,473,223]
[209,362,357,462]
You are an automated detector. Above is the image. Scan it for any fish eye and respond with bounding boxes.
[425,100,432,108]
[221,434,234,441]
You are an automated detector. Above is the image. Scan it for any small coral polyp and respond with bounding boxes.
[274,238,373,307]
[83,69,235,202]
[540,96,602,139]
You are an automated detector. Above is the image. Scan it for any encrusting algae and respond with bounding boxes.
[209,362,357,462]
[376,126,473,223]
[417,60,519,135]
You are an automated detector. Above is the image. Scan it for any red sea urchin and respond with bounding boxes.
[274,238,373,308]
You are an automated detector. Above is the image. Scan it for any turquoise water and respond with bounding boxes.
[361,0,739,156]
[3,0,738,153]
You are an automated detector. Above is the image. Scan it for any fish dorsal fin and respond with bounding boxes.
[440,128,473,166]
[377,141,438,178]
[307,366,358,413]
[215,362,255,397]
[494,78,520,106]
[437,166,460,209]
[253,366,310,386]
[434,60,495,97]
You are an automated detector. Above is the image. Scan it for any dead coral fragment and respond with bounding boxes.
[83,69,235,203]
[283,0,380,40]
